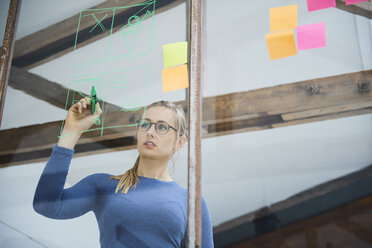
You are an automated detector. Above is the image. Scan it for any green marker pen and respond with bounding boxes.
[91,86,97,114]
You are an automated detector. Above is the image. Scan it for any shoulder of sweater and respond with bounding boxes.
[172,182,188,195]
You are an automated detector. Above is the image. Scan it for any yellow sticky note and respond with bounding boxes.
[163,42,188,69]
[162,64,189,93]
[266,30,297,60]
[270,5,297,32]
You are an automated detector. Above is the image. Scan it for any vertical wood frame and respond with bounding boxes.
[187,0,203,247]
[0,0,22,126]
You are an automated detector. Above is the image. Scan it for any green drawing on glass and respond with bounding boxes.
[94,115,101,125]
[73,0,155,68]
[121,15,142,52]
[100,102,109,136]
[90,13,108,33]
[58,123,142,139]
[120,95,145,111]
[73,77,103,82]
[121,107,143,112]
[78,91,89,98]
[61,1,154,138]
[109,80,128,86]
[61,67,151,137]
[73,71,109,78]
[140,10,152,22]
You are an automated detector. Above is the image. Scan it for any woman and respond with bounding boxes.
[33,98,214,248]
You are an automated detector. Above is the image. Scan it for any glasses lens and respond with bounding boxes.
[138,120,150,131]
[156,122,169,135]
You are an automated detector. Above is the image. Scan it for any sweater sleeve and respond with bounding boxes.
[33,145,98,219]
[202,196,214,248]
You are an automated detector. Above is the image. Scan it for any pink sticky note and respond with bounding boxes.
[345,0,368,5]
[297,23,326,50]
[307,0,336,11]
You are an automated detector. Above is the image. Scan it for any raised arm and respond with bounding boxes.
[33,97,102,219]
[33,145,98,219]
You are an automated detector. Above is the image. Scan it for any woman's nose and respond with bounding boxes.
[146,124,156,136]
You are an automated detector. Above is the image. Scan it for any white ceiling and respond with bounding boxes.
[0,0,371,247]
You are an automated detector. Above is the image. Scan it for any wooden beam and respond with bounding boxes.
[215,164,372,234]
[0,0,21,126]
[186,0,203,246]
[337,219,372,245]
[336,0,372,19]
[11,0,184,69]
[0,108,142,155]
[227,196,372,248]
[213,164,372,248]
[202,70,372,124]
[0,70,371,167]
[8,66,122,112]
[202,69,372,137]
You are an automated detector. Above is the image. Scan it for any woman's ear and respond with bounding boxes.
[176,135,187,151]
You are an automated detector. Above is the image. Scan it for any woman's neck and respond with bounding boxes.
[136,156,172,181]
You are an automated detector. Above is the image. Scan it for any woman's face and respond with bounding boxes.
[136,106,181,161]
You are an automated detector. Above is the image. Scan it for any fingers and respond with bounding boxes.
[74,97,94,114]
[89,103,103,126]
[78,102,82,114]
[72,97,101,115]
[79,97,91,109]
[71,101,83,114]
[95,102,102,116]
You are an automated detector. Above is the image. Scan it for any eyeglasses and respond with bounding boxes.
[136,119,178,135]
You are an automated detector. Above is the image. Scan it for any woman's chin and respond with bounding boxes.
[139,149,169,161]
[139,149,157,157]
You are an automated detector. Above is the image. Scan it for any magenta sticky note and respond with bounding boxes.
[307,0,336,11]
[345,0,368,5]
[297,23,326,50]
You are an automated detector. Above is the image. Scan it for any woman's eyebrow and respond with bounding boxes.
[144,118,168,123]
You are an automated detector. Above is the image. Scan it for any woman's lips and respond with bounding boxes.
[144,141,156,147]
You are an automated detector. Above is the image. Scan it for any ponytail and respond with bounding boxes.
[110,156,140,194]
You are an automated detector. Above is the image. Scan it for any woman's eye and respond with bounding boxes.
[141,122,149,128]
[158,124,167,131]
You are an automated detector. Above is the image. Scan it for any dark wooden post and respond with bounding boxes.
[0,0,22,126]
[186,0,203,247]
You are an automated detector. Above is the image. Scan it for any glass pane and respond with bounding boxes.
[0,0,190,247]
[203,0,372,247]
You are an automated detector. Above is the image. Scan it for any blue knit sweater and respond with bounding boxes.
[33,145,214,248]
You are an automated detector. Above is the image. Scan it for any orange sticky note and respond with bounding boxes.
[270,5,298,32]
[266,30,297,60]
[162,64,189,93]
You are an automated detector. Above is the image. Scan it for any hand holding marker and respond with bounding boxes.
[91,86,100,125]
[58,87,102,147]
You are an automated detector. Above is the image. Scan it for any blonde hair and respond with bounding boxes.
[110,100,187,194]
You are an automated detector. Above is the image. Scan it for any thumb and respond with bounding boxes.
[94,102,102,116]
[90,103,102,126]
